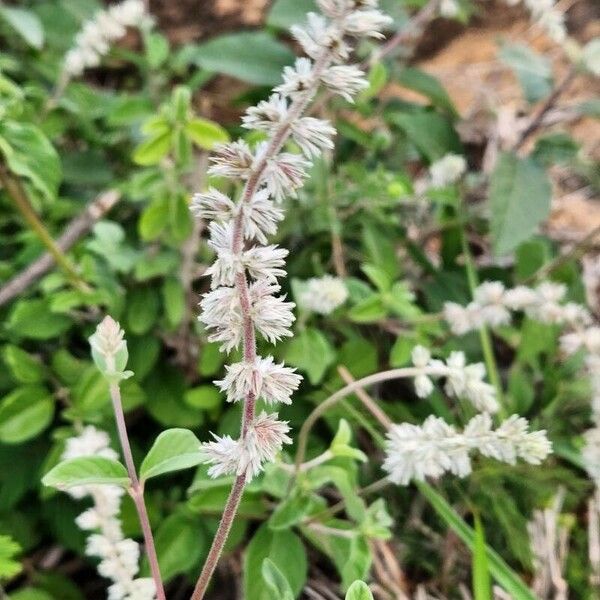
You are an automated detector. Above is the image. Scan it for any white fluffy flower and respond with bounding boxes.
[383,414,551,485]
[275,58,316,98]
[200,283,295,351]
[202,413,291,481]
[440,0,460,17]
[240,189,285,244]
[190,188,236,221]
[443,301,477,335]
[429,153,467,188]
[583,427,600,486]
[208,141,255,179]
[411,345,436,398]
[215,355,302,404]
[291,13,350,62]
[342,9,392,38]
[298,275,348,314]
[473,281,512,328]
[321,64,368,101]
[291,117,336,158]
[61,427,155,600]
[560,327,600,356]
[242,94,289,132]
[63,0,147,77]
[262,152,310,203]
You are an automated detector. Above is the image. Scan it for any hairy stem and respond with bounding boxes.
[109,384,166,600]
[191,42,337,600]
[0,165,88,292]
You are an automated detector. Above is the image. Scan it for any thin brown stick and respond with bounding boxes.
[513,66,577,152]
[0,190,120,306]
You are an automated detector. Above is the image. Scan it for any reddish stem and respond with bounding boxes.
[109,384,166,600]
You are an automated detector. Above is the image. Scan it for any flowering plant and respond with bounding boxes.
[0,0,599,598]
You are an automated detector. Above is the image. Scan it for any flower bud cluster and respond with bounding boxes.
[504,0,566,43]
[383,413,551,485]
[64,0,148,77]
[297,275,349,315]
[191,0,391,482]
[63,427,155,600]
[443,281,591,335]
[410,345,498,413]
[89,316,133,384]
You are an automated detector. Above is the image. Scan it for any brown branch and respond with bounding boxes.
[0,190,120,306]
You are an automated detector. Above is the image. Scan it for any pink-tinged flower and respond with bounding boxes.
[291,117,336,158]
[242,94,288,132]
[249,281,296,344]
[262,152,310,203]
[240,189,285,244]
[275,58,316,98]
[208,140,255,179]
[190,188,236,222]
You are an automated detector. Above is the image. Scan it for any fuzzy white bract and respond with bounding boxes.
[429,153,467,188]
[410,345,499,413]
[192,0,391,481]
[63,427,155,600]
[298,275,349,314]
[383,413,552,485]
[505,0,566,43]
[443,281,591,335]
[63,0,148,77]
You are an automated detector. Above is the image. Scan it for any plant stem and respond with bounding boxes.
[0,165,88,293]
[458,213,505,416]
[109,384,166,600]
[294,365,448,471]
[191,39,337,600]
[189,475,246,600]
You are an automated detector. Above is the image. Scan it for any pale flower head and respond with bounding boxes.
[429,153,467,188]
[298,275,348,314]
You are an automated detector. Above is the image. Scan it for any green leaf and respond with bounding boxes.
[268,491,313,531]
[262,558,294,600]
[162,277,185,327]
[0,386,54,444]
[189,32,295,85]
[42,457,130,489]
[267,0,316,28]
[0,7,44,49]
[349,294,387,323]
[397,68,458,117]
[143,512,205,581]
[489,152,552,256]
[0,122,61,201]
[127,287,160,335]
[8,589,53,600]
[2,346,45,384]
[417,482,537,600]
[139,197,169,240]
[140,429,204,482]
[244,524,307,600]
[285,328,335,384]
[388,111,462,161]
[8,299,71,340]
[144,32,169,68]
[133,132,171,166]
[186,118,229,150]
[345,581,374,600]
[499,43,552,103]
[184,385,222,410]
[0,534,21,581]
[473,515,492,600]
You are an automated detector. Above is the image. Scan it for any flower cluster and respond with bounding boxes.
[443,281,591,335]
[428,153,467,188]
[192,0,391,481]
[504,0,566,43]
[410,345,498,413]
[89,316,133,383]
[63,0,148,77]
[63,427,155,600]
[383,413,551,485]
[297,275,349,315]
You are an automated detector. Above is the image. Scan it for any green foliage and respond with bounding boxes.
[42,457,130,489]
[345,581,374,600]
[140,429,204,482]
[489,152,552,256]
[0,535,22,581]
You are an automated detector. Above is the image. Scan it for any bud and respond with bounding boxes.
[89,316,133,383]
